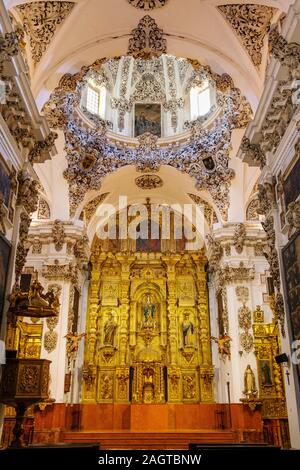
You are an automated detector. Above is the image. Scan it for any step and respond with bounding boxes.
[62,430,238,450]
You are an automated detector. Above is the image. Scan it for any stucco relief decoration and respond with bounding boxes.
[44,284,61,353]
[28,131,57,163]
[218,4,276,66]
[246,198,259,221]
[14,171,39,283]
[286,200,300,238]
[235,285,253,353]
[128,15,167,59]
[258,196,285,336]
[240,137,266,169]
[42,29,252,218]
[233,223,246,254]
[83,193,110,223]
[42,259,78,284]
[16,1,75,64]
[206,234,223,273]
[269,25,300,68]
[188,194,218,227]
[127,0,168,10]
[52,219,65,251]
[135,174,163,189]
[37,198,50,219]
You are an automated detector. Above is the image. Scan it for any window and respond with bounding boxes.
[86,85,106,117]
[86,86,100,114]
[190,83,211,120]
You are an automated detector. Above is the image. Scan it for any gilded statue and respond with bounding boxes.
[182,312,194,347]
[103,311,117,346]
[143,294,155,323]
[243,364,257,397]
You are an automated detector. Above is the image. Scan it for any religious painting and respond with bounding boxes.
[283,156,300,207]
[0,157,11,206]
[0,234,11,327]
[282,229,300,382]
[134,103,161,138]
[136,237,161,252]
[136,220,161,252]
[260,359,273,386]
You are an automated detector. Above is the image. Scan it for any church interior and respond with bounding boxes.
[1,0,300,457]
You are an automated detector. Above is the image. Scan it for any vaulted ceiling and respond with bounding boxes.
[4,0,293,227]
[6,0,290,109]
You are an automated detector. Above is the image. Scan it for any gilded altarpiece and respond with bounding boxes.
[252,312,287,419]
[82,244,214,404]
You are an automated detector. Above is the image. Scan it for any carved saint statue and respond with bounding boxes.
[182,312,194,347]
[103,311,117,346]
[243,364,257,397]
[143,294,155,323]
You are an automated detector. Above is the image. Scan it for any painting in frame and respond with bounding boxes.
[0,234,11,327]
[0,157,11,207]
[282,228,300,383]
[259,359,273,387]
[134,103,161,138]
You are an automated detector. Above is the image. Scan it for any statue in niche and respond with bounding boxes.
[103,311,117,346]
[182,312,194,347]
[143,367,155,403]
[243,364,257,397]
[142,294,156,325]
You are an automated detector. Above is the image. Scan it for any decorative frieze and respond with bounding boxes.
[42,259,78,283]
[217,262,255,286]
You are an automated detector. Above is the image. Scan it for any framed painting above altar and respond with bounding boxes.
[134,103,161,138]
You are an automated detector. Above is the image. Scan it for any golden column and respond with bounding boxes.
[164,255,180,366]
[117,255,134,365]
[192,253,214,402]
[82,252,103,402]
